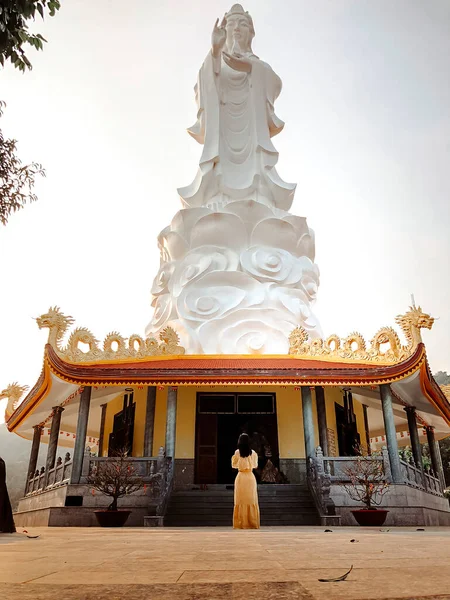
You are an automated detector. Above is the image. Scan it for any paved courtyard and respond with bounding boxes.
[1,526,450,600]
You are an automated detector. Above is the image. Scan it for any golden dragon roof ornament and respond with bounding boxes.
[289,305,434,363]
[36,306,185,363]
[1,383,29,422]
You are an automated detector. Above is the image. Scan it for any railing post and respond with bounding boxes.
[381,446,392,483]
[81,447,91,481]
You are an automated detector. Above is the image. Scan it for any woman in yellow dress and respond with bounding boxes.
[231,433,260,529]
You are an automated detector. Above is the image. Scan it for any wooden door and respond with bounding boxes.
[195,413,217,484]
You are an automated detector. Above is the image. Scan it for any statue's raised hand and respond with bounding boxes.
[212,17,227,57]
[222,51,252,73]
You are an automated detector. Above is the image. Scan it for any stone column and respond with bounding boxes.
[97,403,107,458]
[379,384,402,483]
[44,406,64,485]
[404,406,423,468]
[362,404,371,455]
[426,426,446,489]
[165,387,178,458]
[70,386,92,484]
[301,386,315,460]
[315,386,328,455]
[144,386,157,456]
[26,424,43,494]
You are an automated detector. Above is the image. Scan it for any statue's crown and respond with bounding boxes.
[225,4,255,34]
[226,4,247,17]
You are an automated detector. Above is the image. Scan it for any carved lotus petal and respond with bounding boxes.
[190,213,248,252]
[170,246,240,298]
[241,246,304,284]
[157,229,188,262]
[268,285,322,337]
[223,200,274,235]
[147,294,176,331]
[297,258,320,301]
[151,262,175,296]
[171,207,212,239]
[197,308,296,354]
[251,218,297,254]
[176,271,265,324]
[282,215,309,238]
[296,231,315,261]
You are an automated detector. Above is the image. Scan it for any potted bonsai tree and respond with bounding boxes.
[341,448,390,526]
[87,448,143,527]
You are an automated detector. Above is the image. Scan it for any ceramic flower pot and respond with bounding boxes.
[351,509,389,526]
[94,510,131,527]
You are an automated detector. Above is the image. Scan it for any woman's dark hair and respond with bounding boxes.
[237,433,252,458]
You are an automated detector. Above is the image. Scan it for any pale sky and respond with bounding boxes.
[1,0,449,423]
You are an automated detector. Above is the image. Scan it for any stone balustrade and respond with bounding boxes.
[25,453,73,495]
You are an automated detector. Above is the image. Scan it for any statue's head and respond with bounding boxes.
[224,4,255,54]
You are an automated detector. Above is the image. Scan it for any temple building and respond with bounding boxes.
[3,4,450,526]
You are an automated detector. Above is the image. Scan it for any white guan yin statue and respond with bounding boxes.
[145,4,322,354]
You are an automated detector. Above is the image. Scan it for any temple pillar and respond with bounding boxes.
[362,404,371,455]
[315,386,328,455]
[97,403,107,458]
[70,386,92,484]
[45,406,64,485]
[165,387,177,458]
[404,406,423,469]
[379,384,402,483]
[26,424,42,493]
[426,426,446,489]
[301,386,315,460]
[144,386,157,456]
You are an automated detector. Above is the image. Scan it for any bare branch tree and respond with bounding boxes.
[341,448,390,509]
[86,448,143,511]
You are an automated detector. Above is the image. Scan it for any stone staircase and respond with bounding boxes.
[164,484,319,527]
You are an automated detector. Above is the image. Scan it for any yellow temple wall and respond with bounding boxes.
[103,393,123,456]
[102,385,367,459]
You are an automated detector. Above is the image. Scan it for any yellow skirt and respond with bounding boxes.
[233,470,260,529]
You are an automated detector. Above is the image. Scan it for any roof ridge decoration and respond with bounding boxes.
[289,305,434,363]
[0,382,29,421]
[36,307,185,363]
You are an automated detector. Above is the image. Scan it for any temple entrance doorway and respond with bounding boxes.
[195,393,279,485]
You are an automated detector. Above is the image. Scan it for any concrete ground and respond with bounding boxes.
[1,527,450,600]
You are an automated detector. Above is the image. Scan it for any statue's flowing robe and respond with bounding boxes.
[178,51,296,211]
[0,458,16,533]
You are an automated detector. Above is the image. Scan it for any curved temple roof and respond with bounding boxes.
[5,342,450,435]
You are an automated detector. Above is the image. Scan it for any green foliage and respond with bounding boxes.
[0,0,61,71]
[0,101,45,225]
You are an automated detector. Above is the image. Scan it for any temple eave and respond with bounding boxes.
[8,342,447,434]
